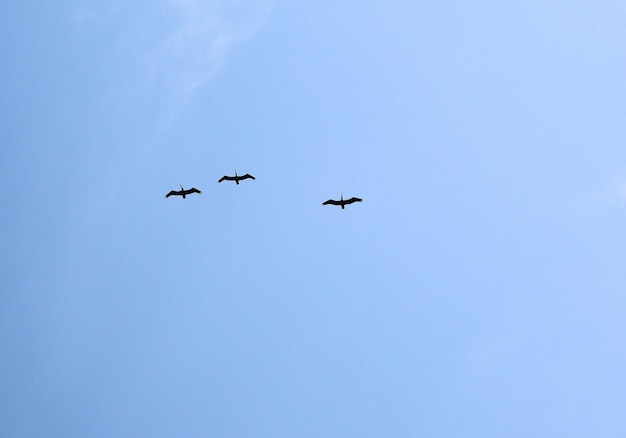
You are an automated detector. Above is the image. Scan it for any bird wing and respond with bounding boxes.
[241,174,256,180]
[218,175,235,183]
[165,190,179,198]
[344,197,363,204]
[188,187,202,194]
[322,199,341,206]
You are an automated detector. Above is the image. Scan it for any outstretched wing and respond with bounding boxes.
[322,199,341,206]
[344,197,363,205]
[165,190,179,198]
[240,173,256,180]
[218,175,235,183]
[184,187,202,195]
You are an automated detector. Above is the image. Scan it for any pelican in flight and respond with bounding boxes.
[165,185,202,199]
[218,170,256,185]
[322,193,363,209]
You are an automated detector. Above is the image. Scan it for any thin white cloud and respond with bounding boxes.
[76,0,274,120]
[604,174,626,206]
[582,171,626,209]
[156,0,274,100]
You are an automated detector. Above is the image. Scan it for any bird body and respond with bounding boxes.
[165,185,202,199]
[218,170,255,185]
[322,193,362,209]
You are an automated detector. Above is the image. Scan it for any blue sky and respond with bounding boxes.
[2,1,626,436]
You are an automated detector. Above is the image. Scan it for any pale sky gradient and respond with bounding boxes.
[2,1,626,436]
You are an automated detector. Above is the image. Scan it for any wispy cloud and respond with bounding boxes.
[153,0,273,102]
[76,0,274,121]
[578,170,626,209]
[600,173,626,206]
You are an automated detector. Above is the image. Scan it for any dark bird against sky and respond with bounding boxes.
[218,170,256,185]
[165,185,202,199]
[322,193,363,209]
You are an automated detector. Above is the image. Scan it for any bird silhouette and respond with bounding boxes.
[322,193,362,209]
[165,185,202,199]
[218,170,256,185]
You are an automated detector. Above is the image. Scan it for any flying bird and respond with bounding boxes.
[218,170,256,185]
[322,193,363,209]
[165,185,202,199]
